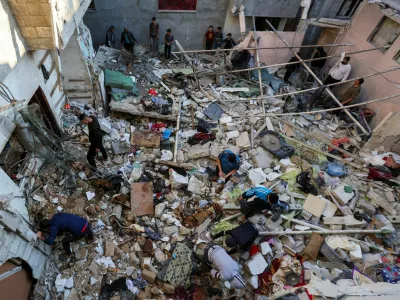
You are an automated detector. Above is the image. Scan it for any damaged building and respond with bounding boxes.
[1,0,400,299]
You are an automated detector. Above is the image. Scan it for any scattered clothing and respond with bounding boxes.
[162,243,193,288]
[203,244,245,289]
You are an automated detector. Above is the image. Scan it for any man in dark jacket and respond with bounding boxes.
[311,47,327,69]
[37,213,94,260]
[121,26,136,53]
[80,114,108,169]
[212,222,258,254]
[105,26,116,48]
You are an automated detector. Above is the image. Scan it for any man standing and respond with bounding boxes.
[149,17,159,56]
[324,56,351,85]
[79,114,108,169]
[214,27,223,49]
[221,33,236,50]
[105,26,116,48]
[237,186,289,219]
[121,26,136,53]
[212,222,258,254]
[201,244,245,289]
[311,47,327,69]
[204,26,215,51]
[339,78,364,105]
[37,213,94,261]
[164,29,174,59]
[284,53,300,82]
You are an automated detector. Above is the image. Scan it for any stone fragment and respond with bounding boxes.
[126,266,135,276]
[105,240,115,257]
[155,203,166,217]
[235,131,251,150]
[252,147,272,168]
[187,143,210,159]
[154,248,167,263]
[249,276,259,289]
[129,252,140,264]
[260,242,272,255]
[245,253,268,275]
[163,226,179,236]
[357,199,376,214]
[331,184,355,205]
[162,283,175,294]
[179,226,191,235]
[248,168,267,185]
[88,261,100,273]
[142,269,157,283]
[74,248,88,260]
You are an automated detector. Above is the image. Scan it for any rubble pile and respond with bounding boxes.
[31,45,400,300]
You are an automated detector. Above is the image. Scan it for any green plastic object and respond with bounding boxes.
[344,185,353,193]
[105,69,134,91]
[211,221,235,235]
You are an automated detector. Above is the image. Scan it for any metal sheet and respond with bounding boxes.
[234,0,302,18]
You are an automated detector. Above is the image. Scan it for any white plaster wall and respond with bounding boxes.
[0,0,28,82]
[0,49,64,152]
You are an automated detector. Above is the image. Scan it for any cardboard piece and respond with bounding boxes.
[130,182,154,216]
[131,131,161,148]
[303,194,327,218]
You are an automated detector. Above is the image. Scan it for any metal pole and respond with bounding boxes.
[172,43,355,54]
[173,97,182,162]
[222,67,400,102]
[178,46,390,78]
[259,229,386,236]
[265,19,369,135]
[229,93,400,118]
[252,16,267,123]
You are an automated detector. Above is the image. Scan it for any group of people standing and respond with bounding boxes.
[105,20,237,60]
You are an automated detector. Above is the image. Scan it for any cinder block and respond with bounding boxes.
[25,37,54,49]
[10,3,30,16]
[19,26,38,37]
[27,3,50,15]
[35,27,52,37]
[9,238,22,255]
[22,244,33,261]
[14,15,26,26]
[23,15,47,27]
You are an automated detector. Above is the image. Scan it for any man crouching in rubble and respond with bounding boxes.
[37,213,94,261]
[79,114,108,170]
[200,244,245,289]
[237,186,289,220]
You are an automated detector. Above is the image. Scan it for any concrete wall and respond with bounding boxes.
[328,2,400,128]
[83,0,230,50]
[0,0,28,82]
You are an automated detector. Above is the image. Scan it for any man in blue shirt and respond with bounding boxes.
[237,186,289,220]
[215,150,241,180]
[37,213,94,260]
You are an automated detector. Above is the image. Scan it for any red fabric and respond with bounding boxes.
[151,123,167,131]
[81,222,88,233]
[148,88,158,96]
[328,137,349,152]
[249,244,260,257]
[367,167,394,180]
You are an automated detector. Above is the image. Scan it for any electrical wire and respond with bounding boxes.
[0,82,18,103]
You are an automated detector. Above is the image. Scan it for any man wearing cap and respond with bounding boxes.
[212,222,258,254]
[37,213,94,261]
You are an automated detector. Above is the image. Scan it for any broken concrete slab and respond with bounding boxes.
[367,189,397,216]
[252,148,272,168]
[331,184,355,205]
[236,131,251,150]
[131,182,154,216]
[187,143,210,159]
[131,131,161,148]
[248,168,267,186]
[245,253,268,275]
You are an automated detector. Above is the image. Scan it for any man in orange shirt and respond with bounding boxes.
[204,26,215,51]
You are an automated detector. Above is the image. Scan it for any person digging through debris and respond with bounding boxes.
[121,26,137,53]
[324,56,351,85]
[79,114,108,169]
[164,29,174,60]
[37,213,94,261]
[212,222,258,254]
[200,244,245,289]
[149,17,159,56]
[211,150,241,193]
[237,186,289,219]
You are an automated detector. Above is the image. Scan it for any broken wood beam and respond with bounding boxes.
[37,50,51,68]
[173,96,182,162]
[280,134,366,170]
[155,159,194,170]
[259,229,387,236]
[272,116,366,164]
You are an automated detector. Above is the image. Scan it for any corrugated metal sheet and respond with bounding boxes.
[234,0,302,18]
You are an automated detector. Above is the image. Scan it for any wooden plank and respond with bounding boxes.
[367,189,397,216]
[323,215,366,226]
[48,62,56,76]
[216,87,250,92]
[131,131,161,148]
[303,194,327,218]
[37,50,51,68]
[130,182,154,216]
[50,79,59,97]
[175,40,192,62]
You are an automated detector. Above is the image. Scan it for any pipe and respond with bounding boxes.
[265,19,368,134]
[172,43,355,54]
[259,229,386,236]
[173,97,182,162]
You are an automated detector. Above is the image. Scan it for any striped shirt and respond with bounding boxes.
[243,186,272,201]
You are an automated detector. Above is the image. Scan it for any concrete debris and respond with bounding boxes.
[27,28,400,300]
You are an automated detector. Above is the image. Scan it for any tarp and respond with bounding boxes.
[105,69,139,96]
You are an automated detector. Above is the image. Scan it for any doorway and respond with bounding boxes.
[28,87,62,136]
[0,260,35,300]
